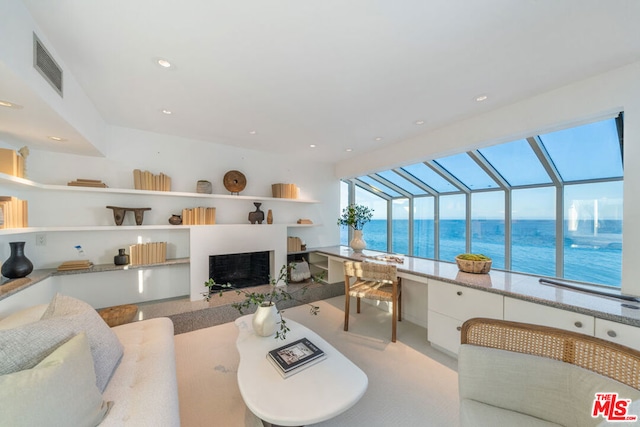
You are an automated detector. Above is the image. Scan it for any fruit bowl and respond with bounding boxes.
[455,254,492,274]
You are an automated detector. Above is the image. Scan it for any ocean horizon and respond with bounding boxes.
[340,219,622,287]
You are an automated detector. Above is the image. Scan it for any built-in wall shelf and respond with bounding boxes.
[0,173,319,203]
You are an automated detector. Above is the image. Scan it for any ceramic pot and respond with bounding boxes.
[196,180,212,194]
[252,303,279,337]
[114,248,130,266]
[1,241,33,279]
[350,230,366,253]
[168,214,182,225]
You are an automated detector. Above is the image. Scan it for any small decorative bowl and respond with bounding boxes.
[455,256,492,274]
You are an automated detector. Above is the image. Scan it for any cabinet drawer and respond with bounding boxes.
[428,280,503,321]
[504,297,594,335]
[595,318,640,352]
[427,310,464,355]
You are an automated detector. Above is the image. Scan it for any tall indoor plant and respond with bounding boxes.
[337,204,374,252]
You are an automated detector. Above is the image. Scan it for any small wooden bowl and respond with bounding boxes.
[455,256,492,274]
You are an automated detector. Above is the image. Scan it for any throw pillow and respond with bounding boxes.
[0,332,113,427]
[0,304,48,330]
[0,293,124,392]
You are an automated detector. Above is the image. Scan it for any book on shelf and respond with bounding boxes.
[267,337,326,378]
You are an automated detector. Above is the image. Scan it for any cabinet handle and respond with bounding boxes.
[456,291,463,296]
[456,326,462,331]
[607,330,617,338]
[574,321,583,328]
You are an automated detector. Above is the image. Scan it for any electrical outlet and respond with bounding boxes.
[36,233,46,246]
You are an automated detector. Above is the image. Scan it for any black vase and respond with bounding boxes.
[1,241,34,279]
[114,248,130,266]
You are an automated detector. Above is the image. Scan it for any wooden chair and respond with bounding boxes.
[343,261,402,342]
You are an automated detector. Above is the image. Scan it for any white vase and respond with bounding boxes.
[252,303,279,337]
[350,230,366,253]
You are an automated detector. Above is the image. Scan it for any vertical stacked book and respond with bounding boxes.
[271,183,299,199]
[0,148,25,178]
[133,169,171,191]
[0,196,28,229]
[181,207,216,225]
[129,242,167,266]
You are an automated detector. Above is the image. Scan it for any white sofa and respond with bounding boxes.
[0,296,180,426]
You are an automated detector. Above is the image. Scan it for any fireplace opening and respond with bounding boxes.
[209,251,270,291]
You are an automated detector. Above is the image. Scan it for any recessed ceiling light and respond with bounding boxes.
[161,109,172,115]
[309,145,316,148]
[249,130,257,135]
[345,148,353,152]
[48,136,66,142]
[0,100,23,109]
[474,94,489,102]
[374,137,382,141]
[415,120,425,125]
[157,59,172,68]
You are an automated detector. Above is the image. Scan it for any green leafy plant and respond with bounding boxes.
[337,204,374,231]
[203,263,322,340]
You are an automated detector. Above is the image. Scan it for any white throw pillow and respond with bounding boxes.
[0,332,113,427]
[0,293,124,392]
[0,304,48,330]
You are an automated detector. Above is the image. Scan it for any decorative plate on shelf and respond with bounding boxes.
[223,170,247,194]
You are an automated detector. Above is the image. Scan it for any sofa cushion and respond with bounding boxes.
[0,293,123,392]
[458,344,640,427]
[100,317,181,426]
[0,332,112,427]
[0,304,48,329]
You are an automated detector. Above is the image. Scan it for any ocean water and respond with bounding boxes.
[341,219,622,287]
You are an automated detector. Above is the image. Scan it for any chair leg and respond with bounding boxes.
[398,283,402,322]
[357,297,361,313]
[391,297,397,343]
[344,294,350,332]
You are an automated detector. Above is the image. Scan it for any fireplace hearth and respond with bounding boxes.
[209,251,270,290]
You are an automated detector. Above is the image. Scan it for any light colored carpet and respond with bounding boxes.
[175,296,460,427]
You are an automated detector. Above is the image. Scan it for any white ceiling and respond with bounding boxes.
[3,0,640,163]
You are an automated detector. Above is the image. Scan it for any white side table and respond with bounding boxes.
[235,314,368,426]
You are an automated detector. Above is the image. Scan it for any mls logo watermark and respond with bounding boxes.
[592,393,638,422]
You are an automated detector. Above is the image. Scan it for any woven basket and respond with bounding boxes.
[455,256,492,274]
[98,304,138,327]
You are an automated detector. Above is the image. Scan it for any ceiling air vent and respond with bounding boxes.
[33,33,63,97]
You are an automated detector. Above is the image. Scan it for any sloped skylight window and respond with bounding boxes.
[478,139,552,186]
[375,170,428,195]
[434,153,499,189]
[356,175,401,198]
[401,163,458,193]
[538,118,623,181]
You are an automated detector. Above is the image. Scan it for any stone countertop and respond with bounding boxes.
[0,258,190,302]
[314,246,640,327]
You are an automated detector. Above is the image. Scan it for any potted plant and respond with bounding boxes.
[203,263,322,340]
[337,204,374,252]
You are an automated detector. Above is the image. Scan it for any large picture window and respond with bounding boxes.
[341,113,623,289]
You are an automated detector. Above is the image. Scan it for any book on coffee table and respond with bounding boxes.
[267,337,326,378]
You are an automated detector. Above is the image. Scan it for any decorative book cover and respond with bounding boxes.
[267,337,326,377]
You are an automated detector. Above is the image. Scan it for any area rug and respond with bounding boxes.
[174,296,460,426]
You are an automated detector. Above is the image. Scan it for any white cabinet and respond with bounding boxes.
[504,297,595,335]
[595,318,640,352]
[427,280,503,355]
[307,253,344,285]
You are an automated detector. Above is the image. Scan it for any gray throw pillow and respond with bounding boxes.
[0,293,124,392]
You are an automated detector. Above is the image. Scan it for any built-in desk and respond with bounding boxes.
[314,245,640,355]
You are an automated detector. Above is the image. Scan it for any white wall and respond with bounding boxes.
[336,61,640,296]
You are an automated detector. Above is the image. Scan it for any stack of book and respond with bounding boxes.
[57,260,94,271]
[67,178,108,188]
[267,337,326,378]
[133,169,171,191]
[0,148,25,178]
[287,236,303,252]
[129,242,167,266]
[0,196,28,229]
[271,183,299,199]
[181,207,216,225]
